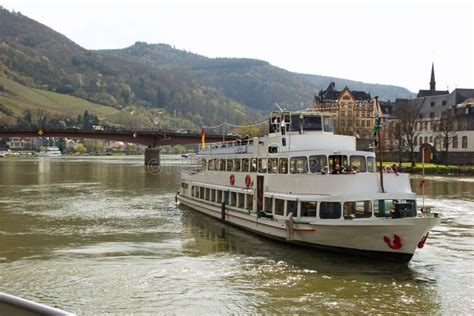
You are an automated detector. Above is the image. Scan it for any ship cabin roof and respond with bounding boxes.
[268,111,336,136]
[199,111,343,155]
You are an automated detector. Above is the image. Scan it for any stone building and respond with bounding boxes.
[387,64,474,164]
[313,83,374,142]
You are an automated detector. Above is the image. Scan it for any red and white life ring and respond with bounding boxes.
[229,174,235,186]
[245,175,251,188]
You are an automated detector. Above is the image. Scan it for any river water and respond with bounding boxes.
[0,156,472,314]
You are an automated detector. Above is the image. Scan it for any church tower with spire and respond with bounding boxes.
[417,63,449,97]
[430,62,436,91]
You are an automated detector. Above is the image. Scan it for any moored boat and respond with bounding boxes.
[37,146,62,157]
[177,109,440,263]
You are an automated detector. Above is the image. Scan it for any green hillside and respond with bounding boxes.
[0,7,413,130]
[101,42,414,110]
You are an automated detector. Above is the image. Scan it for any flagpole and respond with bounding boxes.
[422,146,425,209]
[374,97,384,193]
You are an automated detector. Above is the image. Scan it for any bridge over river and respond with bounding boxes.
[0,129,232,165]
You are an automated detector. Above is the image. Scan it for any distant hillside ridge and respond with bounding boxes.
[101,42,414,110]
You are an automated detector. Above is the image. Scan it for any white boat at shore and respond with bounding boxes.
[177,109,440,263]
[37,146,62,157]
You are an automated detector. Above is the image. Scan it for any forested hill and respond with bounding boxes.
[0,7,254,127]
[0,6,413,130]
[101,42,414,110]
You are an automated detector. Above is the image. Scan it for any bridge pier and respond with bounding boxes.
[144,147,160,165]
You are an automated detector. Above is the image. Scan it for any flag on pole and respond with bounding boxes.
[372,97,382,146]
[201,128,205,150]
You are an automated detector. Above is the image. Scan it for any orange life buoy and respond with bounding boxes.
[230,174,235,186]
[245,175,251,188]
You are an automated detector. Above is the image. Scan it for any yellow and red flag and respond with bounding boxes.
[201,128,205,149]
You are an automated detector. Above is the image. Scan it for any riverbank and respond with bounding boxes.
[383,162,474,176]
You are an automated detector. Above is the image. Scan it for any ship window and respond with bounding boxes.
[301,201,317,217]
[242,158,249,172]
[309,155,328,173]
[199,158,207,171]
[302,116,322,131]
[258,158,268,173]
[208,159,214,171]
[268,158,278,173]
[250,158,257,172]
[290,157,308,174]
[323,116,333,132]
[343,201,372,219]
[234,159,241,172]
[279,158,288,174]
[200,187,205,199]
[328,155,348,172]
[220,159,226,171]
[374,199,416,218]
[191,186,196,197]
[264,197,273,213]
[367,157,376,172]
[287,200,297,217]
[216,190,223,203]
[205,188,210,201]
[211,189,216,202]
[319,202,341,219]
[350,156,367,172]
[246,194,253,211]
[230,192,237,207]
[274,199,285,216]
[290,114,301,131]
[226,159,233,172]
[238,193,245,208]
[268,146,278,153]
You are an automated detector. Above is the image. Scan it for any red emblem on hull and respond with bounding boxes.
[383,234,402,249]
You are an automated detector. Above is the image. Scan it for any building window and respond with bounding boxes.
[429,136,433,143]
[414,137,417,146]
[462,136,468,148]
[419,137,423,145]
[442,100,447,106]
[453,136,458,148]
[430,112,435,118]
[431,101,435,107]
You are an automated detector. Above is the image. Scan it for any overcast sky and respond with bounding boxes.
[2,0,473,93]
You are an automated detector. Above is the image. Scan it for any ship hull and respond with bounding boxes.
[177,194,439,263]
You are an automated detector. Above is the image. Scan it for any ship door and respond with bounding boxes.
[257,175,264,211]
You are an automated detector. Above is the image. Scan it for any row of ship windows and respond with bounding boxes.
[187,185,416,219]
[202,155,376,174]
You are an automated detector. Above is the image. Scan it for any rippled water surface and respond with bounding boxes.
[0,157,473,314]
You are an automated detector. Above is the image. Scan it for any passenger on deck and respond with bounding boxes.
[321,166,329,175]
[331,164,342,174]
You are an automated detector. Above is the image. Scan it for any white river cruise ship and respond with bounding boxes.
[177,111,440,263]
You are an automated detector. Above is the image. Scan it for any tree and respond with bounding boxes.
[435,108,458,166]
[74,143,86,154]
[392,99,422,167]
[391,121,405,165]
